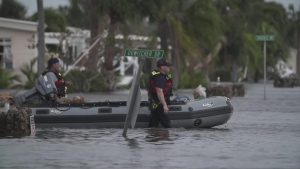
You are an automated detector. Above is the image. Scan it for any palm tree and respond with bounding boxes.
[62,0,137,91]
[60,0,88,29]
[137,0,197,88]
[135,0,224,87]
[137,0,184,86]
[214,0,289,82]
[31,8,67,32]
[182,0,223,84]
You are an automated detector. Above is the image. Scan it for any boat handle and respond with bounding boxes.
[55,104,71,111]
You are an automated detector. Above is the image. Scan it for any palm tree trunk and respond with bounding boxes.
[161,19,181,89]
[231,61,238,82]
[37,0,45,75]
[104,23,115,71]
[193,40,224,82]
[86,0,100,70]
[297,41,300,77]
[158,20,168,52]
[170,27,181,90]
[102,20,117,91]
[297,28,300,78]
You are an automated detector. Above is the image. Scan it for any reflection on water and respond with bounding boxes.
[145,128,170,142]
[0,84,300,169]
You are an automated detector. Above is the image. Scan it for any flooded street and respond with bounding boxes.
[0,84,300,169]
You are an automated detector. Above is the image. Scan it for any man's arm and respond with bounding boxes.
[45,72,58,92]
[155,87,169,113]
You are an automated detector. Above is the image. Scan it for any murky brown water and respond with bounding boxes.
[0,84,300,169]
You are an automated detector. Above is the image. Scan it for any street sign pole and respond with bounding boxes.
[263,41,267,100]
[122,48,164,137]
[256,35,274,100]
[122,59,143,137]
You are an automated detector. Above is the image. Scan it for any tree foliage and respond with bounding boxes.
[2,0,298,89]
[31,8,67,32]
[59,0,295,85]
[0,0,27,19]
[0,68,20,89]
[19,58,38,89]
[214,0,290,82]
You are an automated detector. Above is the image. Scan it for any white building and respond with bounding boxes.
[45,27,90,60]
[287,48,297,73]
[0,17,158,87]
[0,17,37,82]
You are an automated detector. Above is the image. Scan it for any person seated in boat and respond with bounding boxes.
[42,57,71,100]
[13,58,71,106]
[148,58,173,128]
[193,85,207,100]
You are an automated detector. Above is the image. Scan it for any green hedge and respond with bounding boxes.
[0,68,20,89]
[178,70,208,89]
[65,69,106,92]
[140,70,208,90]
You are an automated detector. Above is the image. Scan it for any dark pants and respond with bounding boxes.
[148,104,171,128]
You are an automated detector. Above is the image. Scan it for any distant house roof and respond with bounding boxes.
[0,17,38,32]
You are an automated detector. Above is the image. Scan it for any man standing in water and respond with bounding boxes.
[148,58,173,128]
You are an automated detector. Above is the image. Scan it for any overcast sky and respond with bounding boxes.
[18,0,69,17]
[19,0,300,17]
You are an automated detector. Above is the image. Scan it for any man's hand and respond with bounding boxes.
[65,80,72,86]
[155,87,169,113]
[163,104,169,113]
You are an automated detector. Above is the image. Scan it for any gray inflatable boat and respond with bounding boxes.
[30,96,233,128]
[15,71,233,128]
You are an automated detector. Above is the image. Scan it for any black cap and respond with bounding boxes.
[157,58,172,67]
[47,58,59,69]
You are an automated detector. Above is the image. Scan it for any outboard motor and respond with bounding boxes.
[15,73,57,106]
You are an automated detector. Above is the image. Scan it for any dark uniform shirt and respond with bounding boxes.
[150,73,168,103]
[148,71,172,128]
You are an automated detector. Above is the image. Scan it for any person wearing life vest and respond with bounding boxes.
[42,58,71,99]
[148,58,173,128]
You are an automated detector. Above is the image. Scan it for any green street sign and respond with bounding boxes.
[125,49,164,58]
[255,35,274,41]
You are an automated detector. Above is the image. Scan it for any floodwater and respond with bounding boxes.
[0,84,300,169]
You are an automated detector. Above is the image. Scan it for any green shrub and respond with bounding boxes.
[19,58,38,89]
[178,70,208,89]
[178,70,191,89]
[65,69,106,92]
[140,70,208,90]
[195,72,208,88]
[0,68,20,89]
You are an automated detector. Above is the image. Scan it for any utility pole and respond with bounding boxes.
[297,38,300,78]
[263,41,267,100]
[37,0,45,75]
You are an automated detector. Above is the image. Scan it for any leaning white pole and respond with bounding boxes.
[63,30,108,76]
[63,36,101,76]
[264,40,267,100]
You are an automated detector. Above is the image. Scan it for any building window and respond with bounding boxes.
[0,38,13,69]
